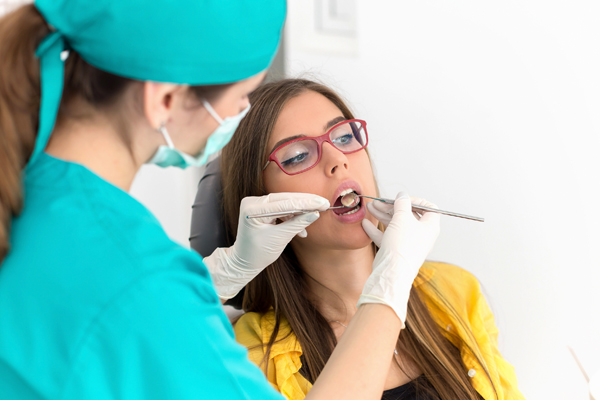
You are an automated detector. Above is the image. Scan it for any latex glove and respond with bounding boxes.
[358,192,440,327]
[364,199,394,227]
[203,193,329,300]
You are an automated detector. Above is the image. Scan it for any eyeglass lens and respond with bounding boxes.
[275,120,367,174]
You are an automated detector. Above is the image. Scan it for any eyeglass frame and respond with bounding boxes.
[262,119,369,176]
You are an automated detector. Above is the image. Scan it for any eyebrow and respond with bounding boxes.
[325,116,346,130]
[269,134,307,155]
[268,116,347,155]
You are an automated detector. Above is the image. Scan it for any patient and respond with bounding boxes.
[220,79,524,400]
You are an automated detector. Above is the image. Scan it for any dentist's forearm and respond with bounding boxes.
[305,303,402,400]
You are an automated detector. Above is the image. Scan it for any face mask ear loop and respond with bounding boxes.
[158,123,175,148]
[201,99,224,125]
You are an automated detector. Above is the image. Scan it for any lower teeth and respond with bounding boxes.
[340,205,360,216]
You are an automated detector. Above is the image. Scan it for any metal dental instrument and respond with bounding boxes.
[246,205,347,220]
[247,193,484,222]
[356,195,484,222]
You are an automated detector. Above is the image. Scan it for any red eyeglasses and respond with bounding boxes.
[262,119,368,175]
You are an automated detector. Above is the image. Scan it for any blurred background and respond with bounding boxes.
[2,0,598,398]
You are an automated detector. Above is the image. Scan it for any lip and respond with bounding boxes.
[330,180,366,223]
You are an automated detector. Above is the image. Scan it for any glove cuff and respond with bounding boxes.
[202,247,259,300]
[357,294,406,329]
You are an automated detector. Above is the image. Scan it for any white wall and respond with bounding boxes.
[285,1,599,399]
[0,0,27,15]
[129,165,200,247]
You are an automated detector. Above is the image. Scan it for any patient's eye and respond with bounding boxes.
[281,152,309,167]
[332,133,354,147]
[276,139,318,172]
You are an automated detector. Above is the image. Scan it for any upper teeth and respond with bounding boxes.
[339,188,355,197]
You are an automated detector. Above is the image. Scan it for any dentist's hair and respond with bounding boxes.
[0,5,230,262]
[221,78,497,400]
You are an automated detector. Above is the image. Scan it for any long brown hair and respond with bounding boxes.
[0,5,231,263]
[221,78,497,399]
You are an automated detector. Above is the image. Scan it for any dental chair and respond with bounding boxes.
[190,157,245,311]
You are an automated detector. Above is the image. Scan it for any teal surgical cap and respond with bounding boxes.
[30,0,286,165]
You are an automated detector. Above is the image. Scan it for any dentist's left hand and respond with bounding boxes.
[203,193,330,300]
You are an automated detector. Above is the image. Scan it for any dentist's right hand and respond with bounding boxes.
[359,192,440,327]
[203,193,329,300]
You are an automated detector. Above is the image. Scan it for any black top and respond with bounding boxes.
[382,375,441,400]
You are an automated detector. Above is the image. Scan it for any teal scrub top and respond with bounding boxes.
[0,153,283,400]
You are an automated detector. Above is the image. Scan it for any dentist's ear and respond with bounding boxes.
[143,82,184,129]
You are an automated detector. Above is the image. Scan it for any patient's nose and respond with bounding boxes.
[322,142,349,176]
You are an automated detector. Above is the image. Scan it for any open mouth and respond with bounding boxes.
[332,189,361,216]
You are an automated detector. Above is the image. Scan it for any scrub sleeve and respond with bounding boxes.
[0,154,283,400]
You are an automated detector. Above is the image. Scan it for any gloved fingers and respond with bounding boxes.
[272,211,321,237]
[362,219,384,247]
[370,199,394,215]
[297,229,308,238]
[267,192,330,211]
[409,196,437,208]
[392,191,414,217]
[237,194,328,226]
[277,215,310,238]
[250,192,330,215]
[366,202,392,226]
[418,209,440,224]
[241,213,278,226]
[278,215,293,222]
[409,197,440,224]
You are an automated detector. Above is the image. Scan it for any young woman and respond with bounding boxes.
[220,79,525,400]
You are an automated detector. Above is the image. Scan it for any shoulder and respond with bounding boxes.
[234,310,287,346]
[234,312,265,346]
[417,261,485,318]
[234,310,300,360]
[21,154,209,279]
[11,170,211,308]
[233,311,309,397]
[233,311,274,368]
[8,155,211,310]
[420,261,482,297]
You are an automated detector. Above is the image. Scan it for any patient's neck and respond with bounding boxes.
[291,241,375,324]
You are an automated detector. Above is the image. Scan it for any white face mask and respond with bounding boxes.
[148,100,251,168]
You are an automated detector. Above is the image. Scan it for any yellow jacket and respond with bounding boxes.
[234,262,525,400]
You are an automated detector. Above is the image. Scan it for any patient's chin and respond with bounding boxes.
[343,232,373,249]
[297,225,372,250]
